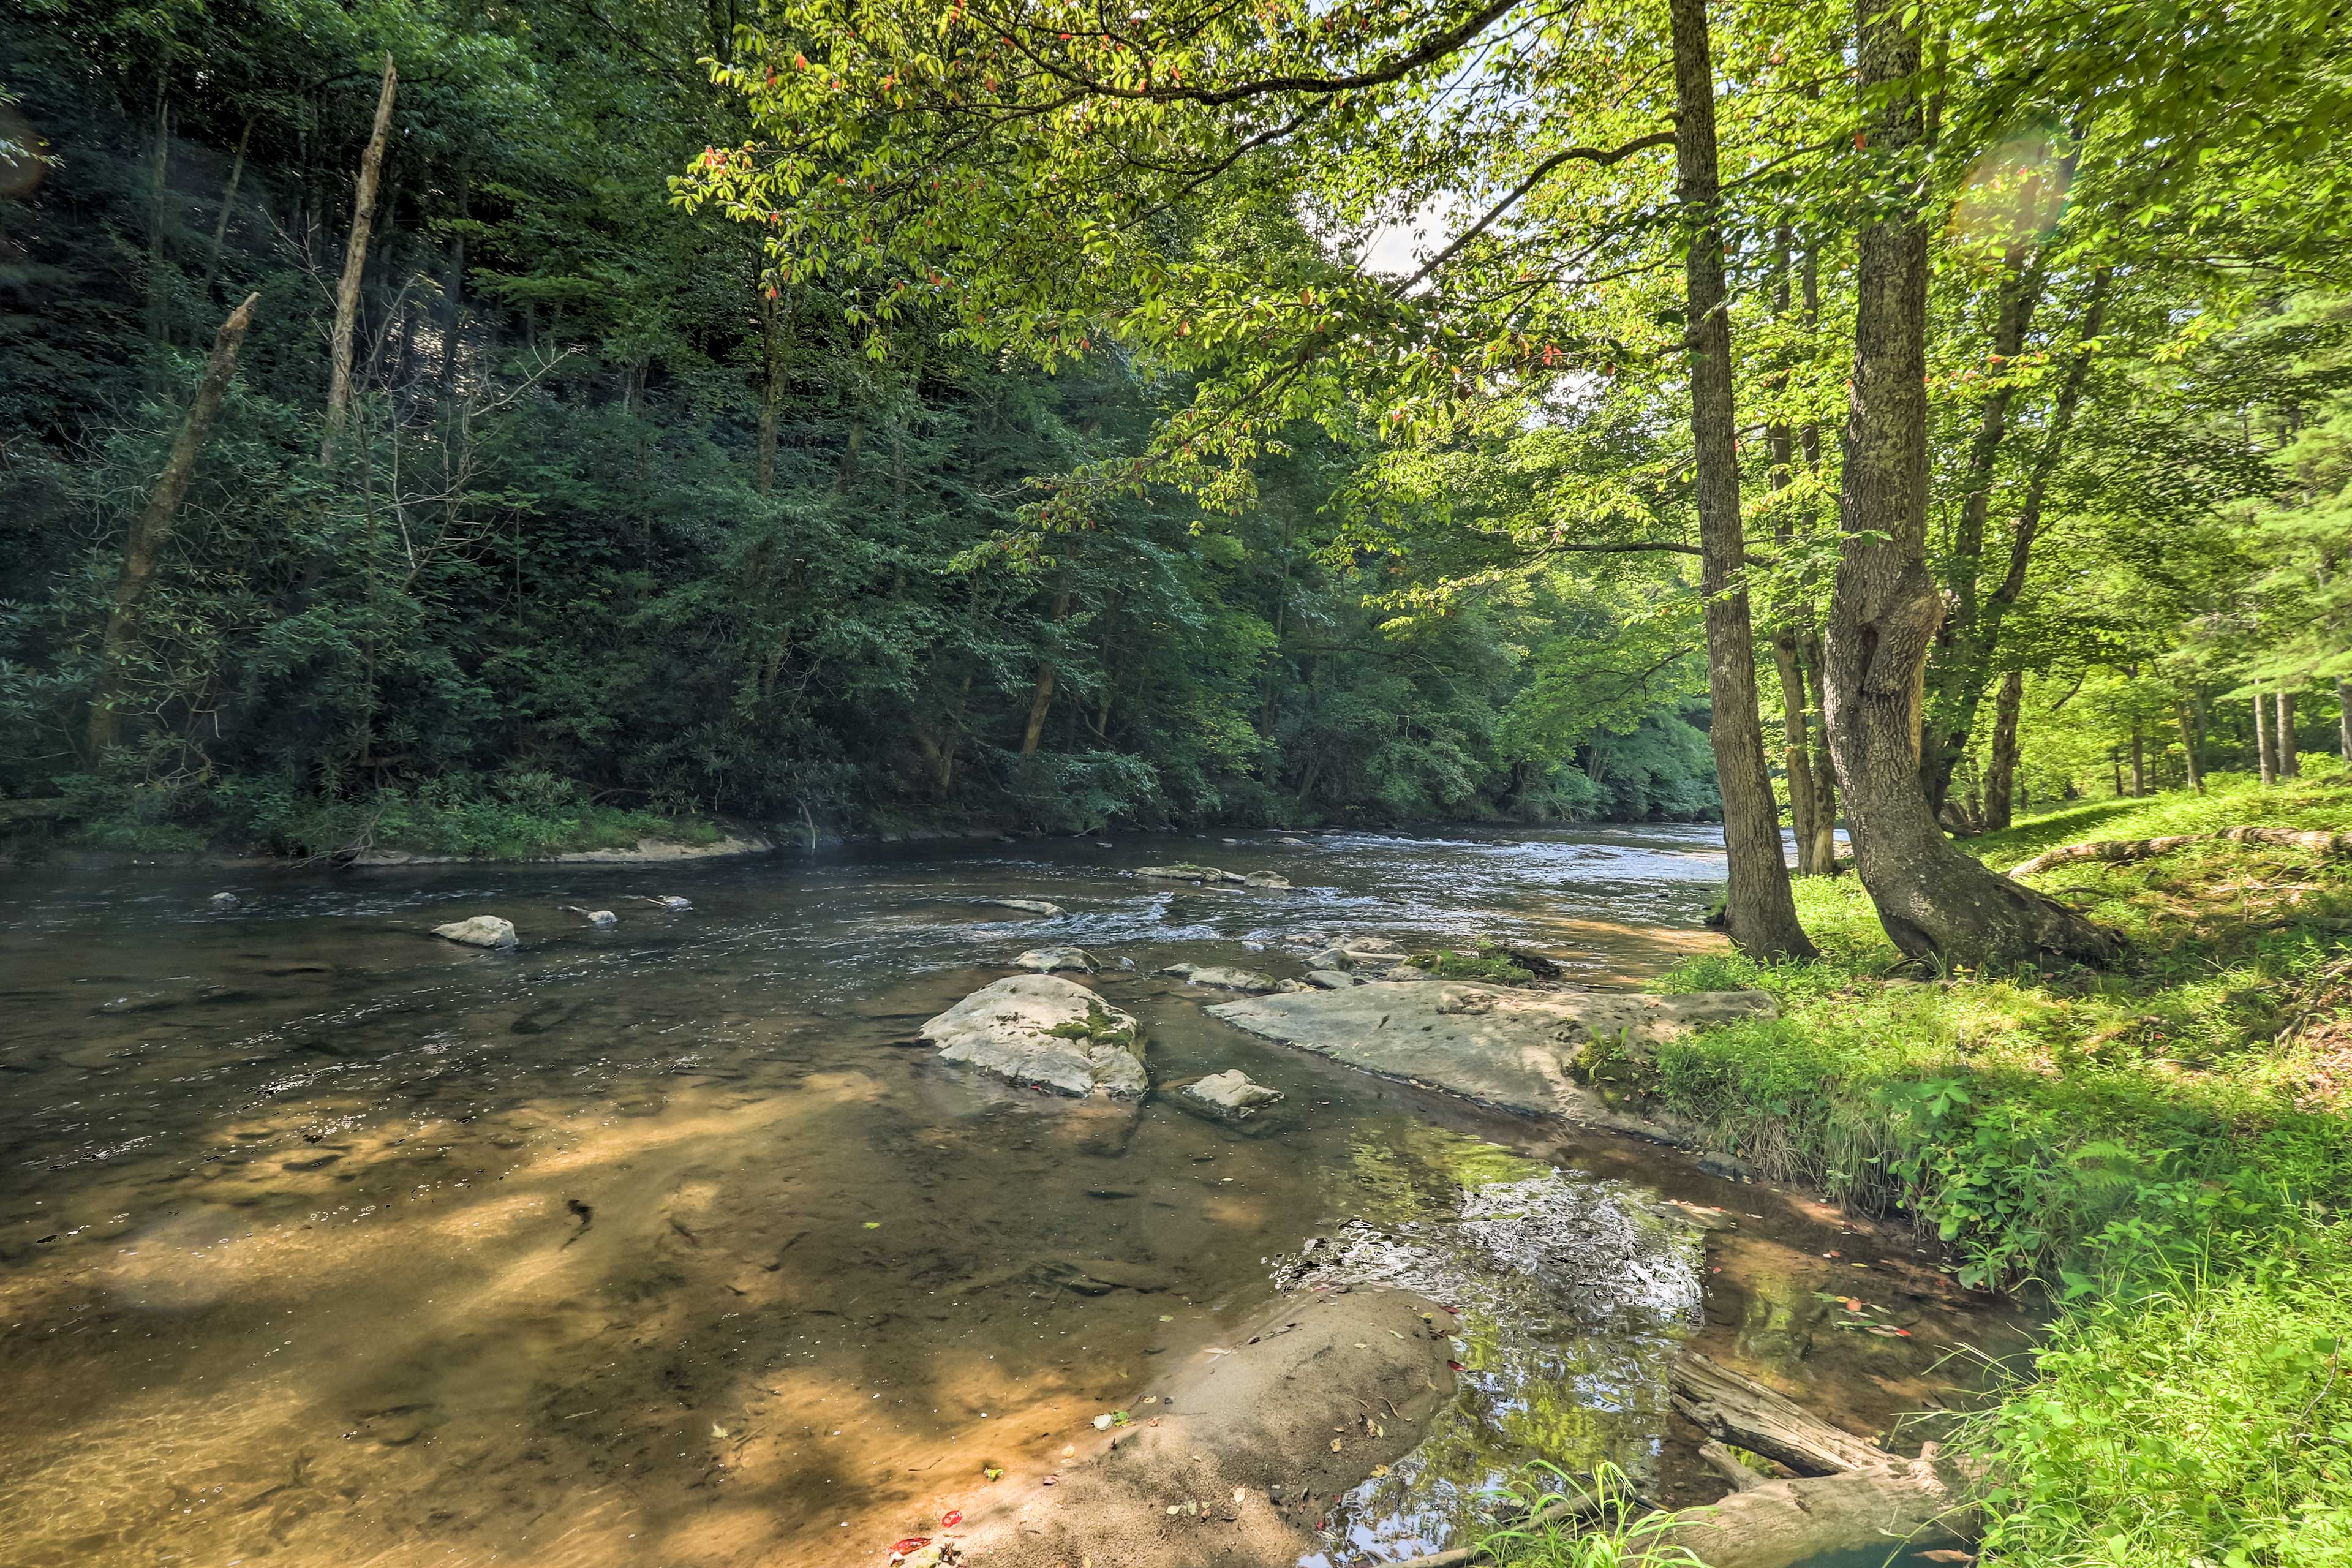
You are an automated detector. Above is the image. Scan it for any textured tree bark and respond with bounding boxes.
[2256,684,2277,784]
[2278,690,2299,777]
[89,294,261,754]
[1671,0,1813,958]
[1820,0,2116,968]
[322,55,398,459]
[1772,630,1817,872]
[1982,668,2024,831]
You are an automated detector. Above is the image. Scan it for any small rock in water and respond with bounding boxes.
[633,894,692,911]
[434,915,519,949]
[1183,1070,1285,1118]
[983,898,1065,918]
[1303,947,1354,970]
[1239,871,1292,889]
[560,905,618,926]
[1278,837,1308,845]
[1159,963,1278,993]
[1014,946,1099,974]
[1222,837,1241,845]
[206,892,241,910]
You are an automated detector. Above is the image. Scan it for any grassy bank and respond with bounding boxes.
[1613,766,2352,1564]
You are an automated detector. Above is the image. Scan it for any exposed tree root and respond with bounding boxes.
[2008,826,2352,880]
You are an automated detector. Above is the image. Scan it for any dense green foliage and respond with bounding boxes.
[0,0,1722,856]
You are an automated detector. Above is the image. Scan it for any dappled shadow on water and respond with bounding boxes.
[0,828,2022,1566]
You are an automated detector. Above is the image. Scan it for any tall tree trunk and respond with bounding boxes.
[1920,270,2111,813]
[2176,702,2203,795]
[322,55,398,460]
[1982,669,2024,831]
[1803,628,1840,873]
[2129,722,2146,797]
[1773,630,1818,872]
[145,87,172,359]
[1819,0,2115,968]
[2338,676,2351,764]
[2255,682,2277,784]
[757,282,784,496]
[1020,588,1074,754]
[1670,0,1813,958]
[199,117,251,303]
[438,166,468,402]
[88,294,261,755]
[2277,690,2299,777]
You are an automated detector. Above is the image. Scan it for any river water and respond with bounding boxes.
[0,826,2017,1567]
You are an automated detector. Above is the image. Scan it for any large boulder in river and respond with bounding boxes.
[920,974,1147,1098]
[434,915,518,949]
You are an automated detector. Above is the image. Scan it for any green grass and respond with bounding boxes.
[1615,764,2352,1567]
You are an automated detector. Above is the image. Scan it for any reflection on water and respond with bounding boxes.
[0,825,1997,1567]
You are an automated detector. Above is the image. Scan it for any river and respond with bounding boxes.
[0,826,2019,1567]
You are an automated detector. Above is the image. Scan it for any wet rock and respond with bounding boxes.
[1182,1069,1284,1118]
[560,906,618,926]
[1160,963,1278,993]
[1014,946,1099,974]
[1347,935,1403,955]
[433,916,518,949]
[1135,863,1226,883]
[632,894,693,911]
[1698,1151,1759,1183]
[207,892,241,911]
[1205,981,1776,1134]
[1278,836,1308,845]
[983,898,1065,918]
[919,974,1146,1099]
[1305,970,1359,990]
[1238,871,1292,889]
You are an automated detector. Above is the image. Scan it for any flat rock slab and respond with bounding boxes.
[1014,946,1099,973]
[1161,963,1277,993]
[1205,981,1774,1131]
[921,974,1147,1099]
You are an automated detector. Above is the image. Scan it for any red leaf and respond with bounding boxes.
[889,1539,930,1556]
[940,1510,963,1527]
[1446,1360,1466,1372]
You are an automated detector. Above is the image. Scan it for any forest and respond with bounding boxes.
[4,0,2341,867]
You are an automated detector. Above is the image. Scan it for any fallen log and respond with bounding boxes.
[2008,826,2352,879]
[1654,1352,1976,1568]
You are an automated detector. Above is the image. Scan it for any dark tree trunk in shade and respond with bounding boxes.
[2277,691,2299,777]
[1020,588,1074,754]
[1803,630,1841,873]
[2129,722,2146,796]
[1669,0,1814,957]
[1819,0,2116,968]
[2256,685,2276,784]
[89,295,261,754]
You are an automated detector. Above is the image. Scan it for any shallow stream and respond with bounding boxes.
[0,826,2022,1567]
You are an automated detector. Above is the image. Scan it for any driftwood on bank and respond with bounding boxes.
[1387,1355,1974,1568]
[1655,1352,1975,1568]
[2008,825,2352,880]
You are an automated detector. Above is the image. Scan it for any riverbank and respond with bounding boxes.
[1588,767,2352,1566]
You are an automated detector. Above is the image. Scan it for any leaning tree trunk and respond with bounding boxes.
[89,294,262,755]
[321,55,397,461]
[1819,0,2116,968]
[1670,0,1813,958]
